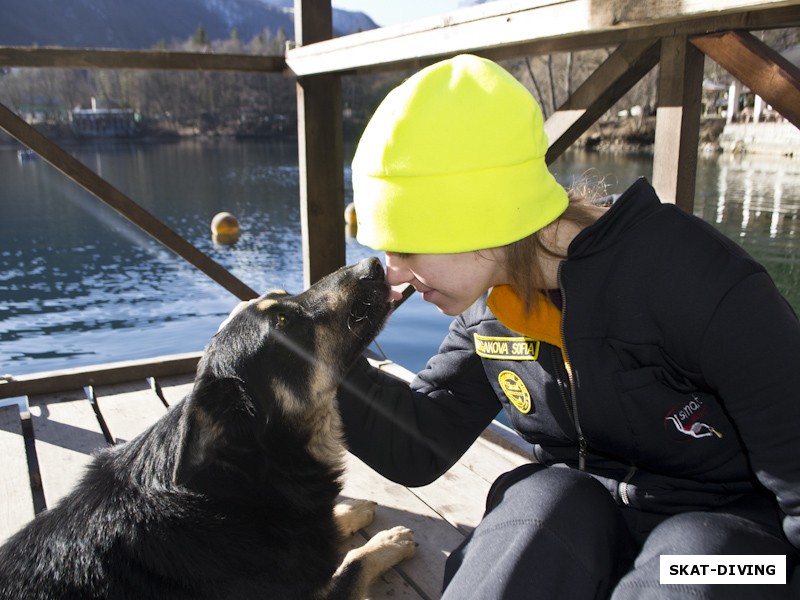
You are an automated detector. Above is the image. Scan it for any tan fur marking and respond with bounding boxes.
[274,374,345,469]
[217,300,252,331]
[273,380,304,416]
[334,499,377,538]
[195,408,224,439]
[256,298,278,311]
[191,407,225,465]
[305,338,346,467]
[333,527,416,598]
[305,387,346,468]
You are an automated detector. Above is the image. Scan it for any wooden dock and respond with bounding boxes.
[2,1,798,596]
[0,358,531,600]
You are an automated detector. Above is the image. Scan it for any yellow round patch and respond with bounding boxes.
[498,370,533,414]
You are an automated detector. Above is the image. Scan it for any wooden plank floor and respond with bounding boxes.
[0,370,532,600]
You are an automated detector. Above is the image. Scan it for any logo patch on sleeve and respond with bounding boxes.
[498,370,533,414]
[474,334,540,360]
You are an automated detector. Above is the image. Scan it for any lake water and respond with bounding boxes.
[1,140,799,382]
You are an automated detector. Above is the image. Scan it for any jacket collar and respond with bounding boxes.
[486,178,662,346]
[487,285,563,348]
[568,177,661,258]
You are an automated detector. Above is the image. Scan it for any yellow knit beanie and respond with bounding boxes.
[352,54,568,254]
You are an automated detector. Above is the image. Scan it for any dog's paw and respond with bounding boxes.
[334,498,377,536]
[362,526,417,569]
[335,526,416,591]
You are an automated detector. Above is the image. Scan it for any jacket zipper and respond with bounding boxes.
[558,262,587,471]
[550,346,574,421]
[618,466,637,506]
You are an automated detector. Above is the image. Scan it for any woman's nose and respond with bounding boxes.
[384,253,414,286]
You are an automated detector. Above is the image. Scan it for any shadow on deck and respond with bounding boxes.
[0,359,532,600]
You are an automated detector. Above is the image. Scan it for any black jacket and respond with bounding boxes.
[339,178,800,549]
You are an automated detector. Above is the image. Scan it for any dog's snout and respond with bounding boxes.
[357,257,385,281]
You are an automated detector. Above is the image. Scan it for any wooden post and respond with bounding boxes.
[652,36,704,211]
[294,0,345,288]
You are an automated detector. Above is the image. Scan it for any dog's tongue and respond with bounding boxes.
[389,287,405,302]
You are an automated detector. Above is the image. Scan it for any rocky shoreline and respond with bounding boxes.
[5,116,793,158]
[576,116,728,155]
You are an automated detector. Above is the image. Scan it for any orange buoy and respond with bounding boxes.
[344,203,357,225]
[344,203,358,238]
[211,212,240,245]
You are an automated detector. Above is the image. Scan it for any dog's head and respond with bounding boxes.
[173,257,392,492]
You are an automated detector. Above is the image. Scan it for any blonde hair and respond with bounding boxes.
[503,177,609,313]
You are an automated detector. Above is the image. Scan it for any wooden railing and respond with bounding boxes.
[288,0,800,283]
[0,48,285,300]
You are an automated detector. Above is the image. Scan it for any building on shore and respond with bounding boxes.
[71,97,140,138]
[718,44,800,157]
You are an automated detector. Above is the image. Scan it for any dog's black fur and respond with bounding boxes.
[0,257,412,600]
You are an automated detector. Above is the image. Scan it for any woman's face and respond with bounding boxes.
[385,250,507,316]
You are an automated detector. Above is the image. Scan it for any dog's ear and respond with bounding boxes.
[172,377,253,488]
[173,405,218,488]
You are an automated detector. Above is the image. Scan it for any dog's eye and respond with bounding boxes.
[274,313,288,329]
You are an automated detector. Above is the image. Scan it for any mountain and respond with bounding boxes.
[0,0,378,49]
[265,0,375,35]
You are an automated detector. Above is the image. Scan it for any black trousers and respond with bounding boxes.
[442,464,799,599]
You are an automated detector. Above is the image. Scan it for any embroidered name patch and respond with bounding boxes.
[498,370,533,414]
[473,333,540,360]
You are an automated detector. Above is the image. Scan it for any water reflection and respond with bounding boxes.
[1,142,798,376]
[700,154,800,240]
[694,153,800,309]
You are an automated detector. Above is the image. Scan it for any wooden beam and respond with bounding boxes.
[691,31,800,130]
[0,349,420,401]
[295,0,345,287]
[0,405,35,542]
[286,0,800,76]
[27,394,107,509]
[0,47,286,72]
[0,353,202,400]
[545,39,660,163]
[0,103,258,301]
[652,36,704,210]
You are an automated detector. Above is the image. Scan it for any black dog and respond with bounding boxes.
[0,257,415,600]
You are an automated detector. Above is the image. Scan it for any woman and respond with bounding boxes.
[338,54,800,598]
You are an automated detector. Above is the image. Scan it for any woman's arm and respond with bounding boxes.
[338,315,501,487]
[701,271,800,549]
